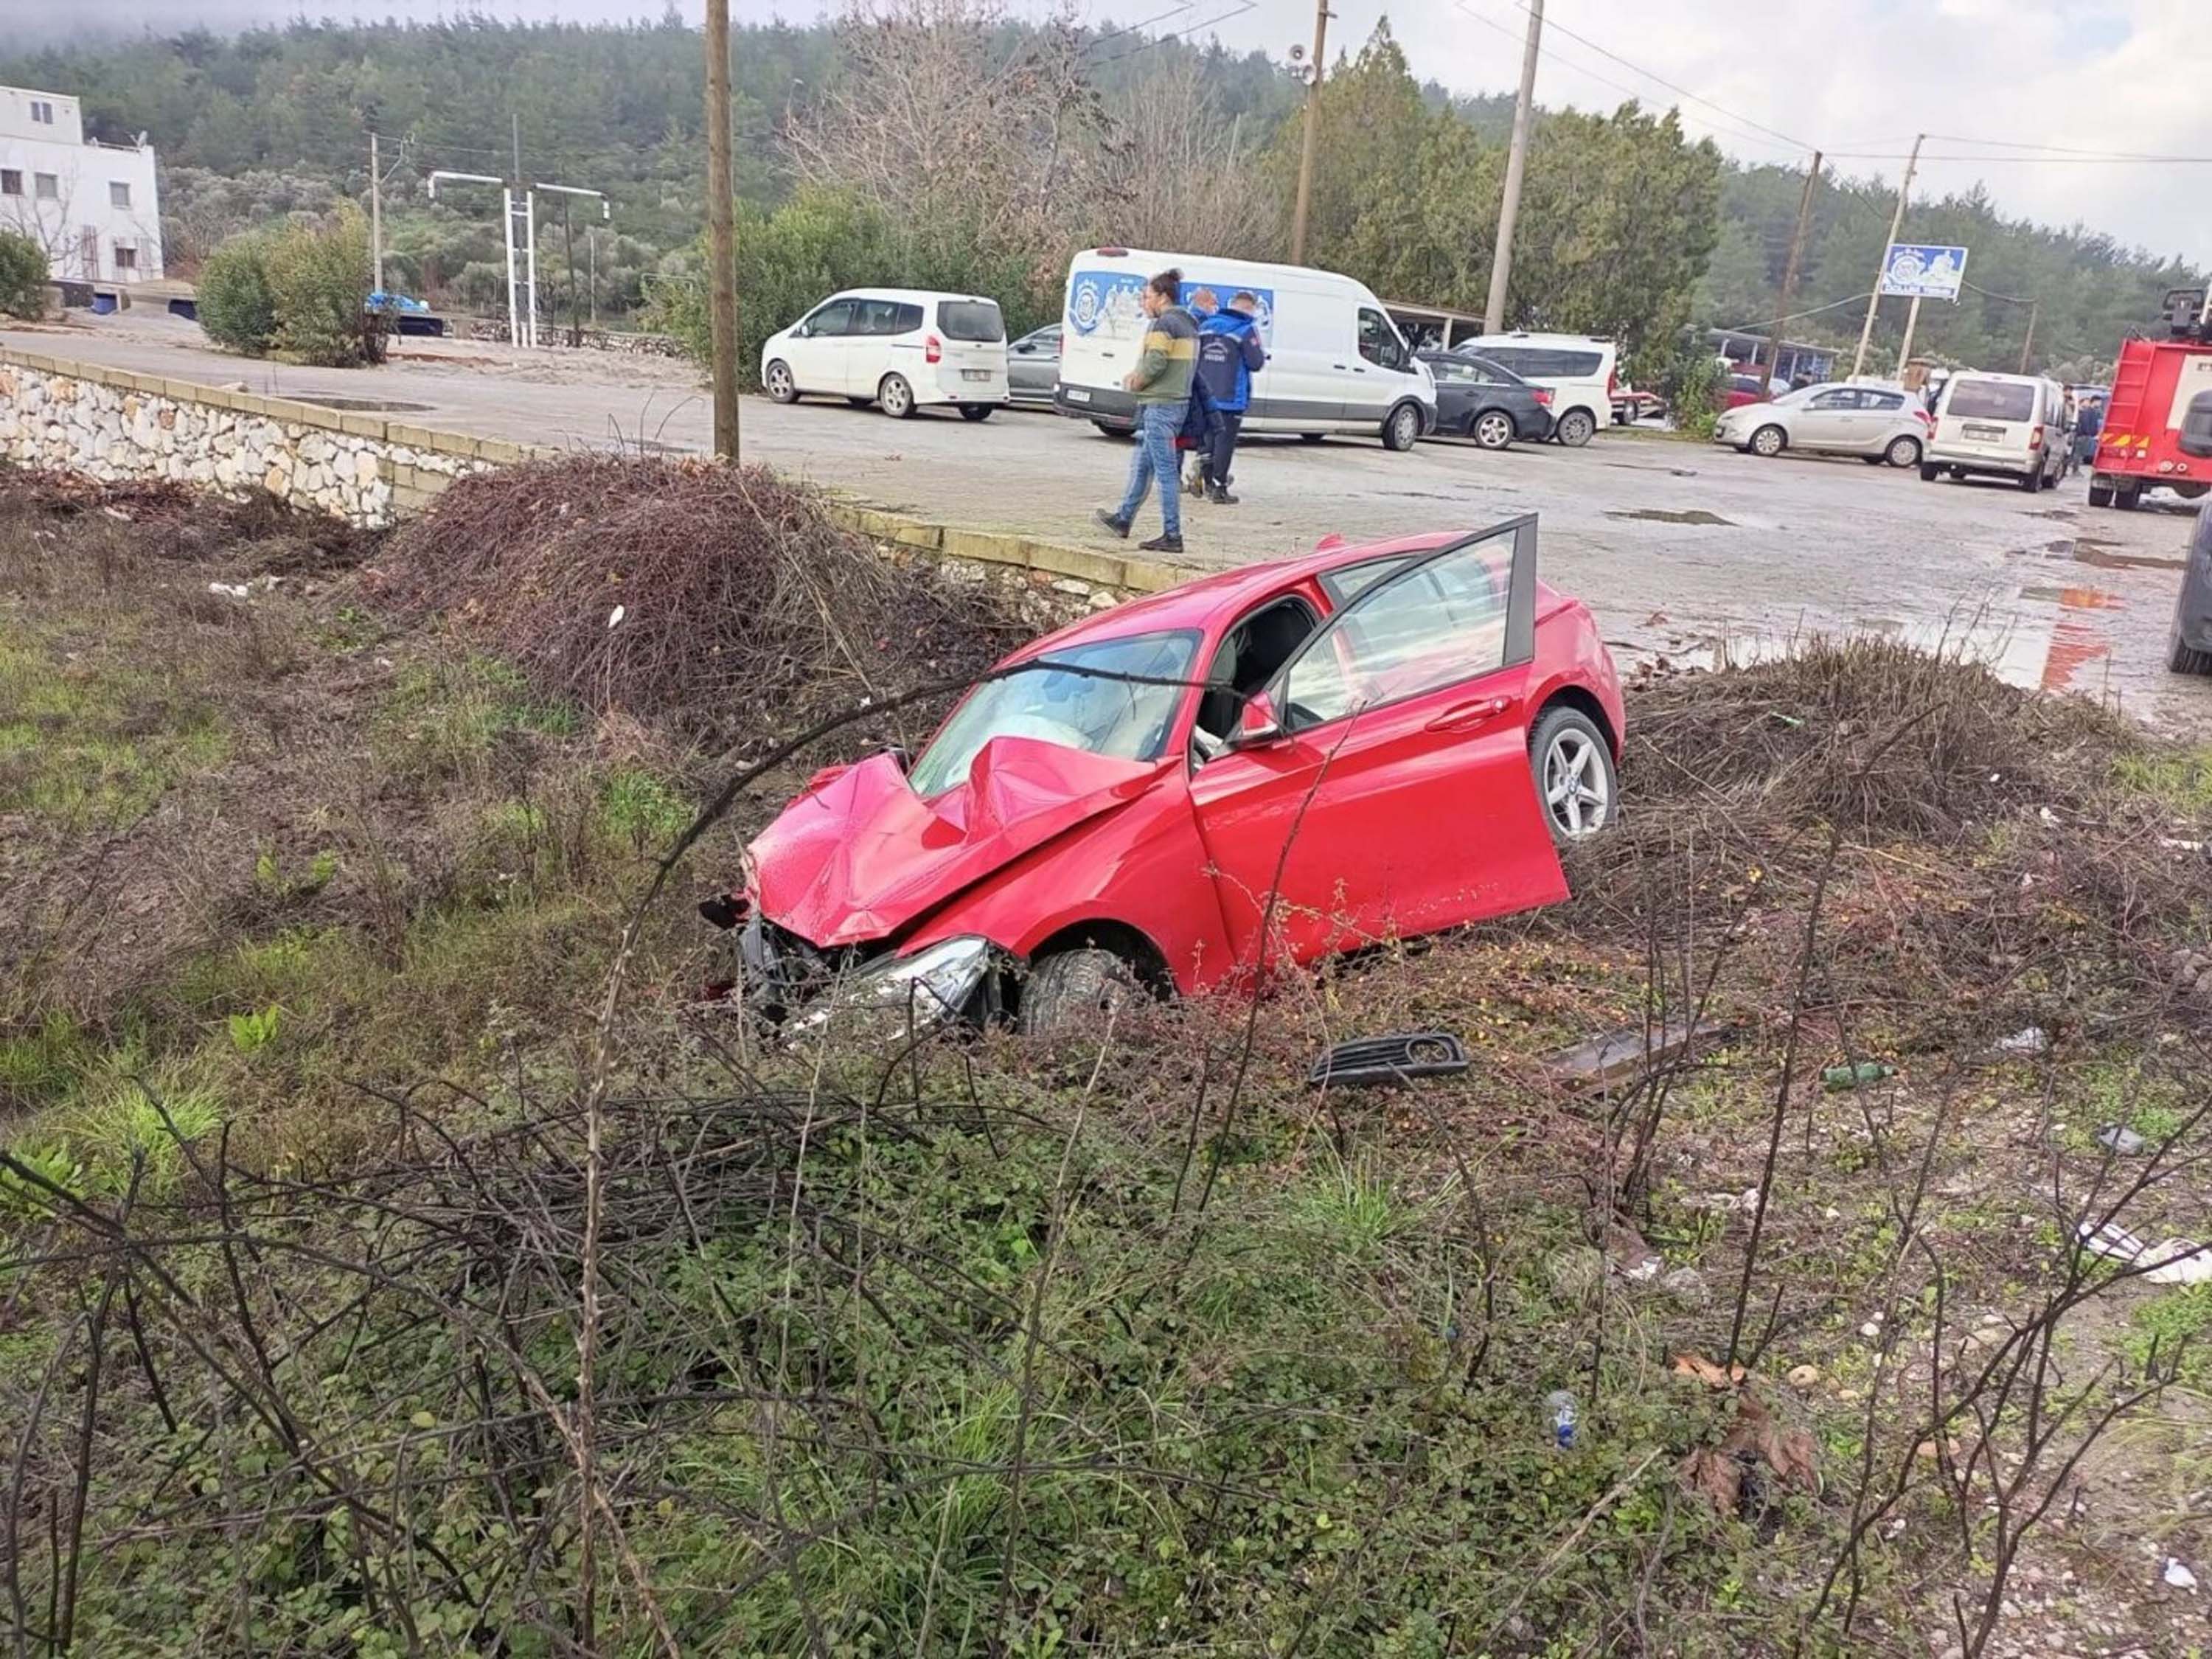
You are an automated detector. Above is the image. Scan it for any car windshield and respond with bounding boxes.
[906,630,1198,797]
[1947,378,2035,421]
[937,299,1005,342]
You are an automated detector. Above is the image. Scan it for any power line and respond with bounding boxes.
[1924,131,2212,163]
[1453,0,1809,160]
[1489,0,1816,154]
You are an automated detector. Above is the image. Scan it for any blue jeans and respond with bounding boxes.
[1115,403,1182,538]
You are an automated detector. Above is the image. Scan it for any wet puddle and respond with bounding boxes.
[1605,507,1735,526]
[2072,542,2185,572]
[1641,583,2124,692]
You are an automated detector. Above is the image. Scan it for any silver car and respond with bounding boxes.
[1714,382,1933,468]
[1007,324,1061,406]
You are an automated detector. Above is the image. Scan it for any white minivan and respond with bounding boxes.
[1053,247,1436,451]
[760,288,1009,420]
[1450,332,1617,448]
[1921,372,2069,491]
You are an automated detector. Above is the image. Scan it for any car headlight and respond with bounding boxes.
[789,936,995,1040]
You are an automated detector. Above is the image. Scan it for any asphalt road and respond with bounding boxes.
[9,313,2208,735]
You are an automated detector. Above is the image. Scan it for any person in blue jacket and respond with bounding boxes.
[1185,291,1267,504]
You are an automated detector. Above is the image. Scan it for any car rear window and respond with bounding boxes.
[1947,378,2035,422]
[937,299,1005,342]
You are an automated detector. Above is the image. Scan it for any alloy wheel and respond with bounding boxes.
[1543,728,1611,838]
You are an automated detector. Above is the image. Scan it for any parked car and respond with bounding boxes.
[706,517,1623,1036]
[1054,246,1436,451]
[1007,324,1062,406]
[1419,352,1554,448]
[1445,332,1617,447]
[1722,374,1772,412]
[1921,372,2069,490]
[1714,381,1932,467]
[760,288,1009,420]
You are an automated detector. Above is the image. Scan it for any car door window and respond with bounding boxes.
[1806,389,1860,411]
[1357,308,1407,371]
[801,299,856,338]
[1280,535,1520,729]
[855,299,905,335]
[1862,391,1904,411]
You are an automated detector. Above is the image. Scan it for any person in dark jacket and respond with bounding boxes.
[1186,291,1267,504]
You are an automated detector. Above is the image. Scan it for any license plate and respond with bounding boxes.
[1064,387,1091,403]
[961,369,991,382]
[1963,423,2005,442]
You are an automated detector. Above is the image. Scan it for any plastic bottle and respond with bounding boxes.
[1820,1060,1895,1091]
[1544,1389,1579,1450]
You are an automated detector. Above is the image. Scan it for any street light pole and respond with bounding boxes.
[1484,0,1544,335]
[706,0,742,461]
[1851,131,1922,380]
[1287,0,1332,266]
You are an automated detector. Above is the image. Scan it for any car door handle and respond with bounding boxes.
[1426,695,1513,733]
[1332,363,1347,370]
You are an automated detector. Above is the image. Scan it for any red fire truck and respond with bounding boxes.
[2089,285,2212,511]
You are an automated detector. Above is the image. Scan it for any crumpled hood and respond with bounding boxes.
[748,739,1165,947]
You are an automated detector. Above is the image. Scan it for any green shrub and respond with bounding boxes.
[0,228,45,320]
[195,234,277,355]
[650,186,1048,389]
[266,206,383,367]
[1658,343,1728,440]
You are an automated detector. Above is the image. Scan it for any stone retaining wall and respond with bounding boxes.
[0,349,539,528]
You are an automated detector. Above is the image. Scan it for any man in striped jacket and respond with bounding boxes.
[1095,268,1197,555]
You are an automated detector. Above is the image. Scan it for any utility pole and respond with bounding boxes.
[1893,293,1924,378]
[1287,0,1332,266]
[369,132,384,294]
[1484,0,1543,334]
[1762,149,1820,389]
[2017,298,2039,373]
[1851,131,1922,380]
[706,0,742,460]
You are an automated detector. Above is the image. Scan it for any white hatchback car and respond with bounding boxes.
[1714,381,1933,468]
[761,288,1010,420]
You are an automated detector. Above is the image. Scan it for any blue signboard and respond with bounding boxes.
[1879,244,1969,302]
[1067,268,1276,344]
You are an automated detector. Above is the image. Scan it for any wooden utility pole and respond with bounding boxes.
[705,0,741,461]
[1762,150,1820,389]
[1287,0,1332,265]
[2017,298,2039,373]
[1484,0,1544,334]
[1851,132,1922,380]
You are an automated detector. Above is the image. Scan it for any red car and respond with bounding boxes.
[712,518,1624,1034]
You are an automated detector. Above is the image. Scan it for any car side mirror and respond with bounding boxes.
[1228,692,1284,750]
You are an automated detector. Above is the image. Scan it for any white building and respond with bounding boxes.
[0,86,163,288]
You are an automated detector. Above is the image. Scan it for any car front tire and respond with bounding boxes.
[880,374,916,419]
[765,360,798,403]
[1382,402,1423,451]
[1019,947,1141,1037]
[1529,705,1617,843]
[1554,408,1597,448]
[1749,423,1786,459]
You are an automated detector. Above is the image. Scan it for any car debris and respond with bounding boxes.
[1307,1032,1470,1088]
[1545,1018,1728,1093]
[2096,1123,2150,1156]
[2075,1221,2212,1285]
[714,518,1625,1038]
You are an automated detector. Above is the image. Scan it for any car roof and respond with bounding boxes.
[1007,529,1517,661]
[827,288,998,305]
[1461,332,1616,349]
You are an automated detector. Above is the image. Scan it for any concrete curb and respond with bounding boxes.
[815,501,1187,597]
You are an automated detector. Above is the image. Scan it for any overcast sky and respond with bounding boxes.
[26,0,2212,268]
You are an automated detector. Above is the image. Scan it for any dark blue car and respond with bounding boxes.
[1419,352,1555,450]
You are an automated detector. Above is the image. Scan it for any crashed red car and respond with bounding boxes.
[709,516,1624,1034]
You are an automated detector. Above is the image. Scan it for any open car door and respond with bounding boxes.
[1186,517,1568,972]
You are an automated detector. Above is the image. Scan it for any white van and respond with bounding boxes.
[1450,333,1618,448]
[1053,247,1436,451]
[760,288,1009,420]
[1922,372,2069,491]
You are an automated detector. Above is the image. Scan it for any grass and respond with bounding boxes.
[5,465,2212,1657]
